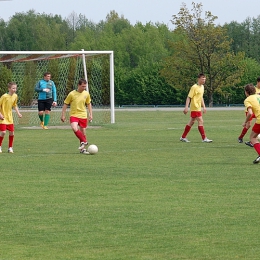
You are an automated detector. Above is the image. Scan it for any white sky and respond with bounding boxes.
[0,0,260,28]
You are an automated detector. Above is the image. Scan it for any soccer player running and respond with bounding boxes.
[35,72,57,129]
[60,78,93,154]
[0,82,22,153]
[238,77,260,147]
[242,83,260,164]
[180,73,212,143]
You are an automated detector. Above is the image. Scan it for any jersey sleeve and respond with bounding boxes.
[64,92,72,105]
[52,81,57,102]
[188,85,196,99]
[85,93,91,105]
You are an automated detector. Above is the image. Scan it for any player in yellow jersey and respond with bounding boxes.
[180,73,212,143]
[0,82,22,153]
[238,77,260,147]
[242,83,260,163]
[60,79,93,154]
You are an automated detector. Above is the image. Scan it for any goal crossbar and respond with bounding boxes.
[0,50,115,124]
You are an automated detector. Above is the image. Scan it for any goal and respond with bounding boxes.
[0,50,115,125]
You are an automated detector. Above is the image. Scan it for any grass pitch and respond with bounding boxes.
[1,109,260,259]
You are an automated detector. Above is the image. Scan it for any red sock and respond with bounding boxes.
[239,127,249,139]
[74,130,86,143]
[0,136,3,146]
[254,143,260,155]
[198,126,206,140]
[182,125,191,138]
[9,135,14,147]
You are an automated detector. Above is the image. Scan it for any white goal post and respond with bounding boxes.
[0,50,115,124]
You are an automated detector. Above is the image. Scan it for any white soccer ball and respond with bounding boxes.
[258,134,260,140]
[87,144,98,155]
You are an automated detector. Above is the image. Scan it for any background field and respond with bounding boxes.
[1,108,260,260]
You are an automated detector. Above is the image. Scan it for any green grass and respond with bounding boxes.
[1,109,260,259]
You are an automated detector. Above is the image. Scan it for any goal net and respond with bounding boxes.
[0,50,115,126]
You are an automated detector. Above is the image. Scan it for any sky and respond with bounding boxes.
[0,0,260,28]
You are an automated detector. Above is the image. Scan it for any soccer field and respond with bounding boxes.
[1,109,260,259]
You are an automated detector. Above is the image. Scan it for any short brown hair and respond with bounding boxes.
[198,73,205,78]
[43,72,51,77]
[8,82,17,88]
[78,78,87,85]
[244,83,256,95]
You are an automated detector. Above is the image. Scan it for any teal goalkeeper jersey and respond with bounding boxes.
[35,79,57,101]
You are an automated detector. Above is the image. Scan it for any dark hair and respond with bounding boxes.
[257,77,260,82]
[43,72,51,77]
[78,78,87,85]
[244,83,256,95]
[198,73,205,78]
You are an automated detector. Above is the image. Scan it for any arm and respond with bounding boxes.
[14,106,22,118]
[60,103,68,122]
[34,81,42,92]
[87,103,93,122]
[183,96,190,115]
[0,99,3,119]
[52,82,57,106]
[201,97,206,113]
[243,107,253,127]
[0,108,3,119]
[35,81,49,93]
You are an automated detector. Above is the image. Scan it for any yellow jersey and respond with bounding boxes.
[64,90,91,118]
[0,93,18,124]
[244,94,260,124]
[188,84,204,111]
[255,86,260,95]
[244,86,260,112]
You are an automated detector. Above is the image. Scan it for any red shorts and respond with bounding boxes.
[70,116,87,128]
[246,112,256,121]
[252,123,260,134]
[0,124,14,131]
[191,111,202,118]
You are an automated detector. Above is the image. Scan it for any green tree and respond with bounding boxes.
[4,10,68,50]
[225,17,260,62]
[0,65,12,96]
[161,2,245,106]
[0,19,6,50]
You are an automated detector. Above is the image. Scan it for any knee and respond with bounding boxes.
[0,131,6,136]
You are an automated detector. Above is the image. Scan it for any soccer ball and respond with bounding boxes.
[87,144,98,155]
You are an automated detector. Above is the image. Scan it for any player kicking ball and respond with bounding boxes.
[60,78,93,154]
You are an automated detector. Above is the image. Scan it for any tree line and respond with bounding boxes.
[1,3,260,106]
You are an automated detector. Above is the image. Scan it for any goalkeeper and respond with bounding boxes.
[35,72,57,129]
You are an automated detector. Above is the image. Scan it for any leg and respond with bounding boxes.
[38,100,45,127]
[180,117,196,141]
[43,99,53,128]
[38,110,44,128]
[0,129,6,153]
[43,110,51,128]
[250,123,260,163]
[239,120,251,143]
[8,130,14,153]
[197,116,206,140]
[197,116,212,142]
[71,122,86,144]
[79,125,87,143]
